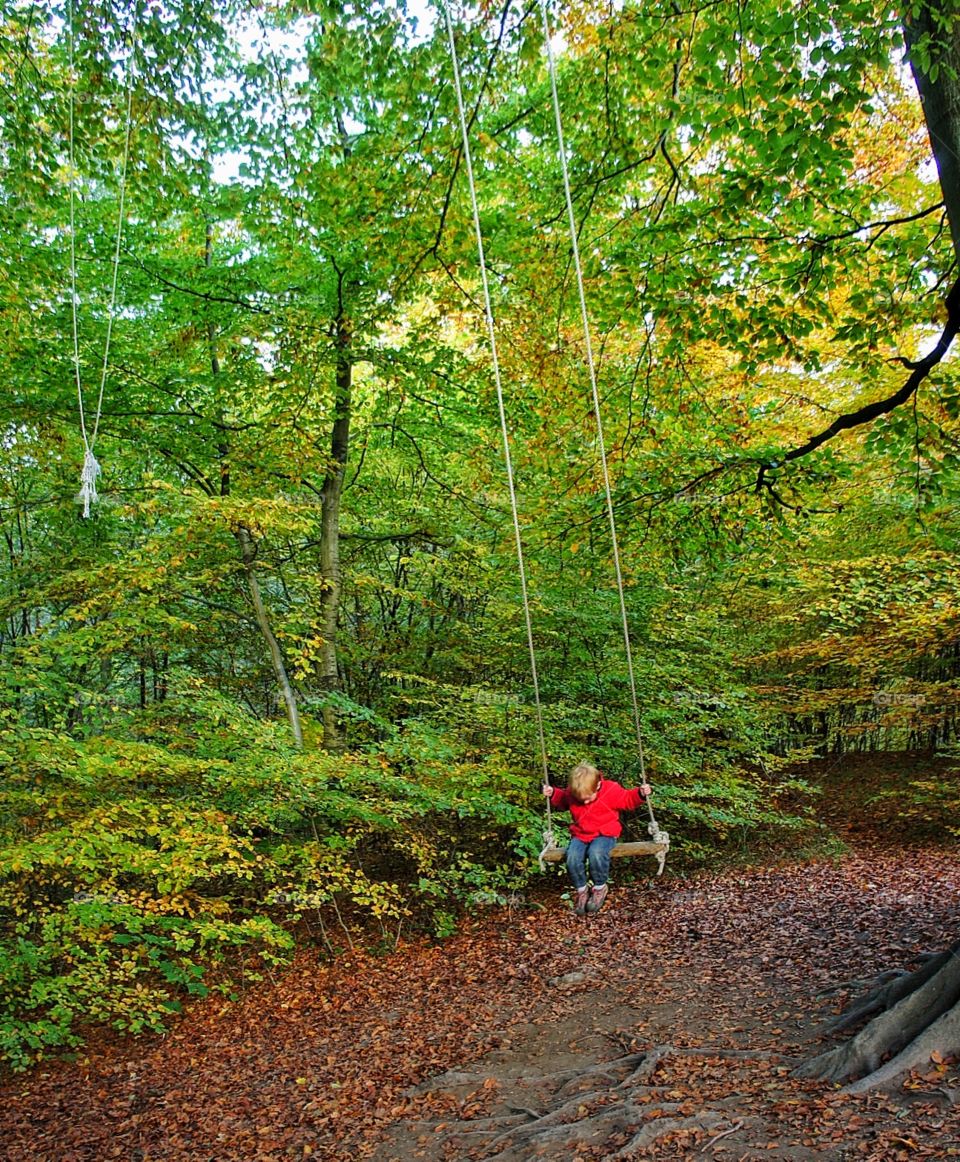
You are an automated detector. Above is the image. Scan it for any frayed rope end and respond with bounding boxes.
[76,448,101,518]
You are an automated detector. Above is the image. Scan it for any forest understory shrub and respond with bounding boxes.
[0,702,545,1069]
[0,686,815,1071]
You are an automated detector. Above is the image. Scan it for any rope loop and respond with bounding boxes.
[67,0,137,516]
[540,0,665,845]
[443,1,669,866]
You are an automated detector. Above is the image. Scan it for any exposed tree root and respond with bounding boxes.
[699,1118,746,1153]
[604,1112,746,1160]
[817,968,905,999]
[798,945,960,1089]
[621,1043,779,1087]
[479,1103,732,1160]
[428,1044,778,1159]
[473,1086,644,1147]
[823,946,958,1035]
[817,953,948,1000]
[843,1001,960,1095]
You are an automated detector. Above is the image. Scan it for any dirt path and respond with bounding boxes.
[369,849,960,1160]
[3,840,960,1158]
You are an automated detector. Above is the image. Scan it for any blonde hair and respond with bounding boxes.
[568,762,601,804]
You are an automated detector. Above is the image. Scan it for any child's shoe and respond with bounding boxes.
[585,883,609,913]
[573,886,590,915]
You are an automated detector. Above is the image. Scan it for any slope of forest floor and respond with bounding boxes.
[3,754,960,1160]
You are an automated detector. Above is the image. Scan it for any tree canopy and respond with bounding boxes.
[1,0,959,1078]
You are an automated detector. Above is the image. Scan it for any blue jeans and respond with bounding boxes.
[566,835,617,890]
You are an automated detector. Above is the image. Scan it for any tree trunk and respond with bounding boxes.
[318,304,352,753]
[904,2,960,256]
[796,944,960,1088]
[235,523,304,749]
[795,2,960,1091]
[205,216,303,749]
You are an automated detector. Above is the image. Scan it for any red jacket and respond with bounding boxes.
[549,777,645,842]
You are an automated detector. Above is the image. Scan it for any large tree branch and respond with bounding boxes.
[122,250,271,314]
[756,275,960,493]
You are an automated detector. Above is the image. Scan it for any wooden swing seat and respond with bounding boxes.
[539,831,670,876]
[540,840,667,862]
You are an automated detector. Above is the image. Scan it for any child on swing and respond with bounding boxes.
[542,762,653,915]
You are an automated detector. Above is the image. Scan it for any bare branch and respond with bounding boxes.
[757,275,960,492]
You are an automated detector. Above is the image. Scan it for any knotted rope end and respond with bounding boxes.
[538,828,559,873]
[77,448,101,518]
[648,821,670,875]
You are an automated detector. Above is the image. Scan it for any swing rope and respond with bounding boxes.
[539,0,666,847]
[440,2,555,861]
[67,0,136,517]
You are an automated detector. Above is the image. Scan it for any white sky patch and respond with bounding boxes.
[547,25,567,57]
[918,156,938,185]
[405,0,436,43]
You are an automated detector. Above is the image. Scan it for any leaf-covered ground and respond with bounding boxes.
[4,759,960,1160]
